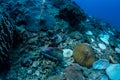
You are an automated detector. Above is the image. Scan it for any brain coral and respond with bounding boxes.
[73,43,95,67]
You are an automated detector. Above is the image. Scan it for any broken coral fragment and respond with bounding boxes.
[93,59,110,70]
[98,43,106,50]
[106,64,120,80]
[63,49,73,57]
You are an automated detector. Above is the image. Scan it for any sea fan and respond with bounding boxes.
[0,12,14,66]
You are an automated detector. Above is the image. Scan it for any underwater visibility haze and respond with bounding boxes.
[72,0,120,31]
[0,0,120,80]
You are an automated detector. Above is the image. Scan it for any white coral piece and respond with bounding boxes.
[63,49,73,57]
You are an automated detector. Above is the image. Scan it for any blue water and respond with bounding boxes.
[72,0,120,31]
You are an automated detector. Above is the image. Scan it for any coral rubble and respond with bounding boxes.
[0,0,120,80]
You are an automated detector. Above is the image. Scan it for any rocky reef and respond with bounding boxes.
[0,0,120,80]
[56,1,87,30]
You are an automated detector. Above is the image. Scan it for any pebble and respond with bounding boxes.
[106,64,120,80]
[93,59,110,69]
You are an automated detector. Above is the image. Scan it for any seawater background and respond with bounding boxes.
[72,0,120,31]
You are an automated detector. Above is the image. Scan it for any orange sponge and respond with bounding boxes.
[73,43,95,67]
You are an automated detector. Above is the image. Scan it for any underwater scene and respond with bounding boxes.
[0,0,120,80]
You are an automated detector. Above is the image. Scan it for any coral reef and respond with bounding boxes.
[73,43,95,67]
[0,0,120,80]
